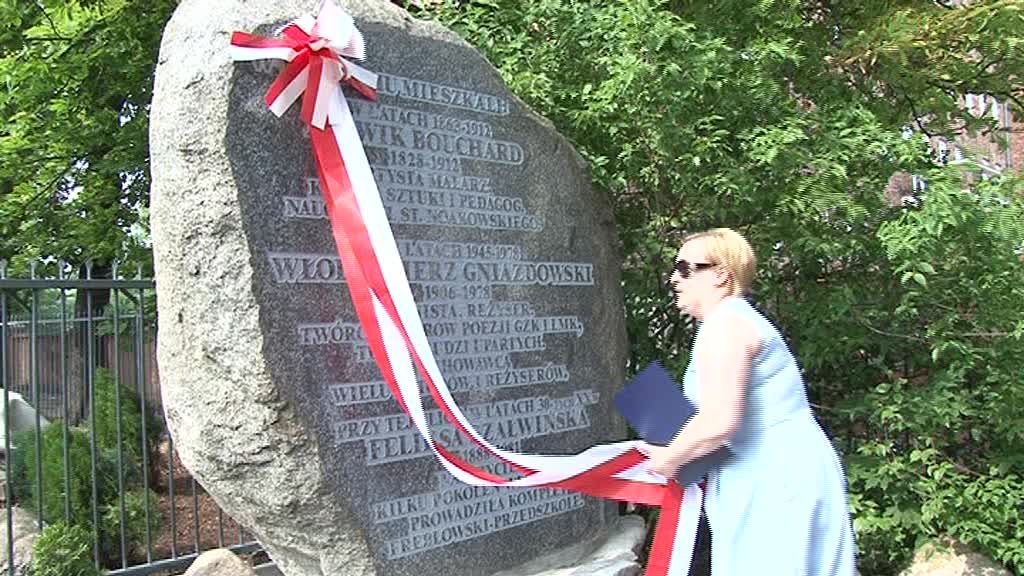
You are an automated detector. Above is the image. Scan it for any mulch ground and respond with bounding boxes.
[132,437,256,568]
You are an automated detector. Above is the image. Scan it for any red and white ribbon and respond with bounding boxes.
[230,3,701,574]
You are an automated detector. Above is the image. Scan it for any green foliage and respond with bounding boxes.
[8,429,37,503]
[30,522,101,576]
[415,1,1024,573]
[0,0,178,273]
[22,424,110,528]
[92,367,161,485]
[835,1,1024,139]
[12,369,162,566]
[100,488,160,564]
[1,0,1021,573]
[849,172,1024,571]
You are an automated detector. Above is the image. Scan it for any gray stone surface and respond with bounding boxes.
[490,515,646,576]
[252,516,645,576]
[898,539,1011,576]
[0,391,50,451]
[255,562,285,576]
[151,1,627,576]
[0,506,39,576]
[184,549,258,576]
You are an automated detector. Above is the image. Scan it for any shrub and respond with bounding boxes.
[99,488,161,564]
[22,424,115,528]
[12,369,166,569]
[30,522,101,576]
[7,428,37,503]
[92,367,162,486]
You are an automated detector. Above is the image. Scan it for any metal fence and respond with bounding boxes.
[0,262,261,575]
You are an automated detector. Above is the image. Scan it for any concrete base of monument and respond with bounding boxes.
[243,512,647,569]
[488,514,647,576]
[246,515,647,576]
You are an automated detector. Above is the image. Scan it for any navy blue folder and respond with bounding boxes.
[613,361,732,485]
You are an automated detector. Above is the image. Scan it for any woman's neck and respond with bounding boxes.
[692,291,738,321]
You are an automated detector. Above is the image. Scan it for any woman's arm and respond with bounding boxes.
[644,311,762,477]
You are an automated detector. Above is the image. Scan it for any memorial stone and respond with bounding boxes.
[151,1,628,575]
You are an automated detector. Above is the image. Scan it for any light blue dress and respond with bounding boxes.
[681,297,857,576]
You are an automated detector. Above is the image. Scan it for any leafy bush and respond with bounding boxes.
[843,174,1024,572]
[10,368,165,569]
[100,488,161,564]
[92,367,161,487]
[8,428,37,503]
[30,522,101,576]
[22,424,114,528]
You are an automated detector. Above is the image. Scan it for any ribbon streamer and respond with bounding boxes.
[229,3,701,574]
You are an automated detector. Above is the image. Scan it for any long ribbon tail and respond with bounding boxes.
[315,75,671,495]
[309,118,667,499]
[645,482,702,576]
[309,85,663,489]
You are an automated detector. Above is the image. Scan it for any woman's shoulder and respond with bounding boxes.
[703,298,764,354]
[708,296,760,327]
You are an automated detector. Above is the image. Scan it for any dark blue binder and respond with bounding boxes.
[613,361,732,485]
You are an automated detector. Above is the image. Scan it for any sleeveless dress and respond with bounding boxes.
[681,297,857,576]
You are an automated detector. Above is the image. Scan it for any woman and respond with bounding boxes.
[640,228,856,576]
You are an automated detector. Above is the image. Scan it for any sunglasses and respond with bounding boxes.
[673,259,716,279]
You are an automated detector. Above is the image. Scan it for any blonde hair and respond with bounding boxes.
[682,228,757,296]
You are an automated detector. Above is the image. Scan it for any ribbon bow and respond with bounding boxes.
[230,0,377,129]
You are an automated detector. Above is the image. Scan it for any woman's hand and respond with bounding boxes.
[638,443,682,478]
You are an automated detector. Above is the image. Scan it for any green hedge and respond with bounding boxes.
[30,522,101,576]
[11,367,163,567]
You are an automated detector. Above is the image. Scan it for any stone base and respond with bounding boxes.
[0,506,40,576]
[489,515,647,576]
[245,515,647,576]
[898,538,1011,576]
[184,549,258,576]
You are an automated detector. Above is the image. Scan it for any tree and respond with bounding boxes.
[0,0,176,387]
[410,1,1024,573]
[0,0,177,276]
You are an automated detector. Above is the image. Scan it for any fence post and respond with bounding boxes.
[85,261,102,568]
[30,262,43,528]
[134,271,154,564]
[2,259,14,576]
[59,262,72,524]
[112,263,128,570]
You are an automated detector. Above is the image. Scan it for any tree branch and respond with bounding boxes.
[5,140,118,235]
[2,155,70,172]
[971,54,1005,81]
[948,458,984,477]
[23,36,71,43]
[990,91,1024,114]
[856,319,928,343]
[33,1,66,41]
[901,93,936,139]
